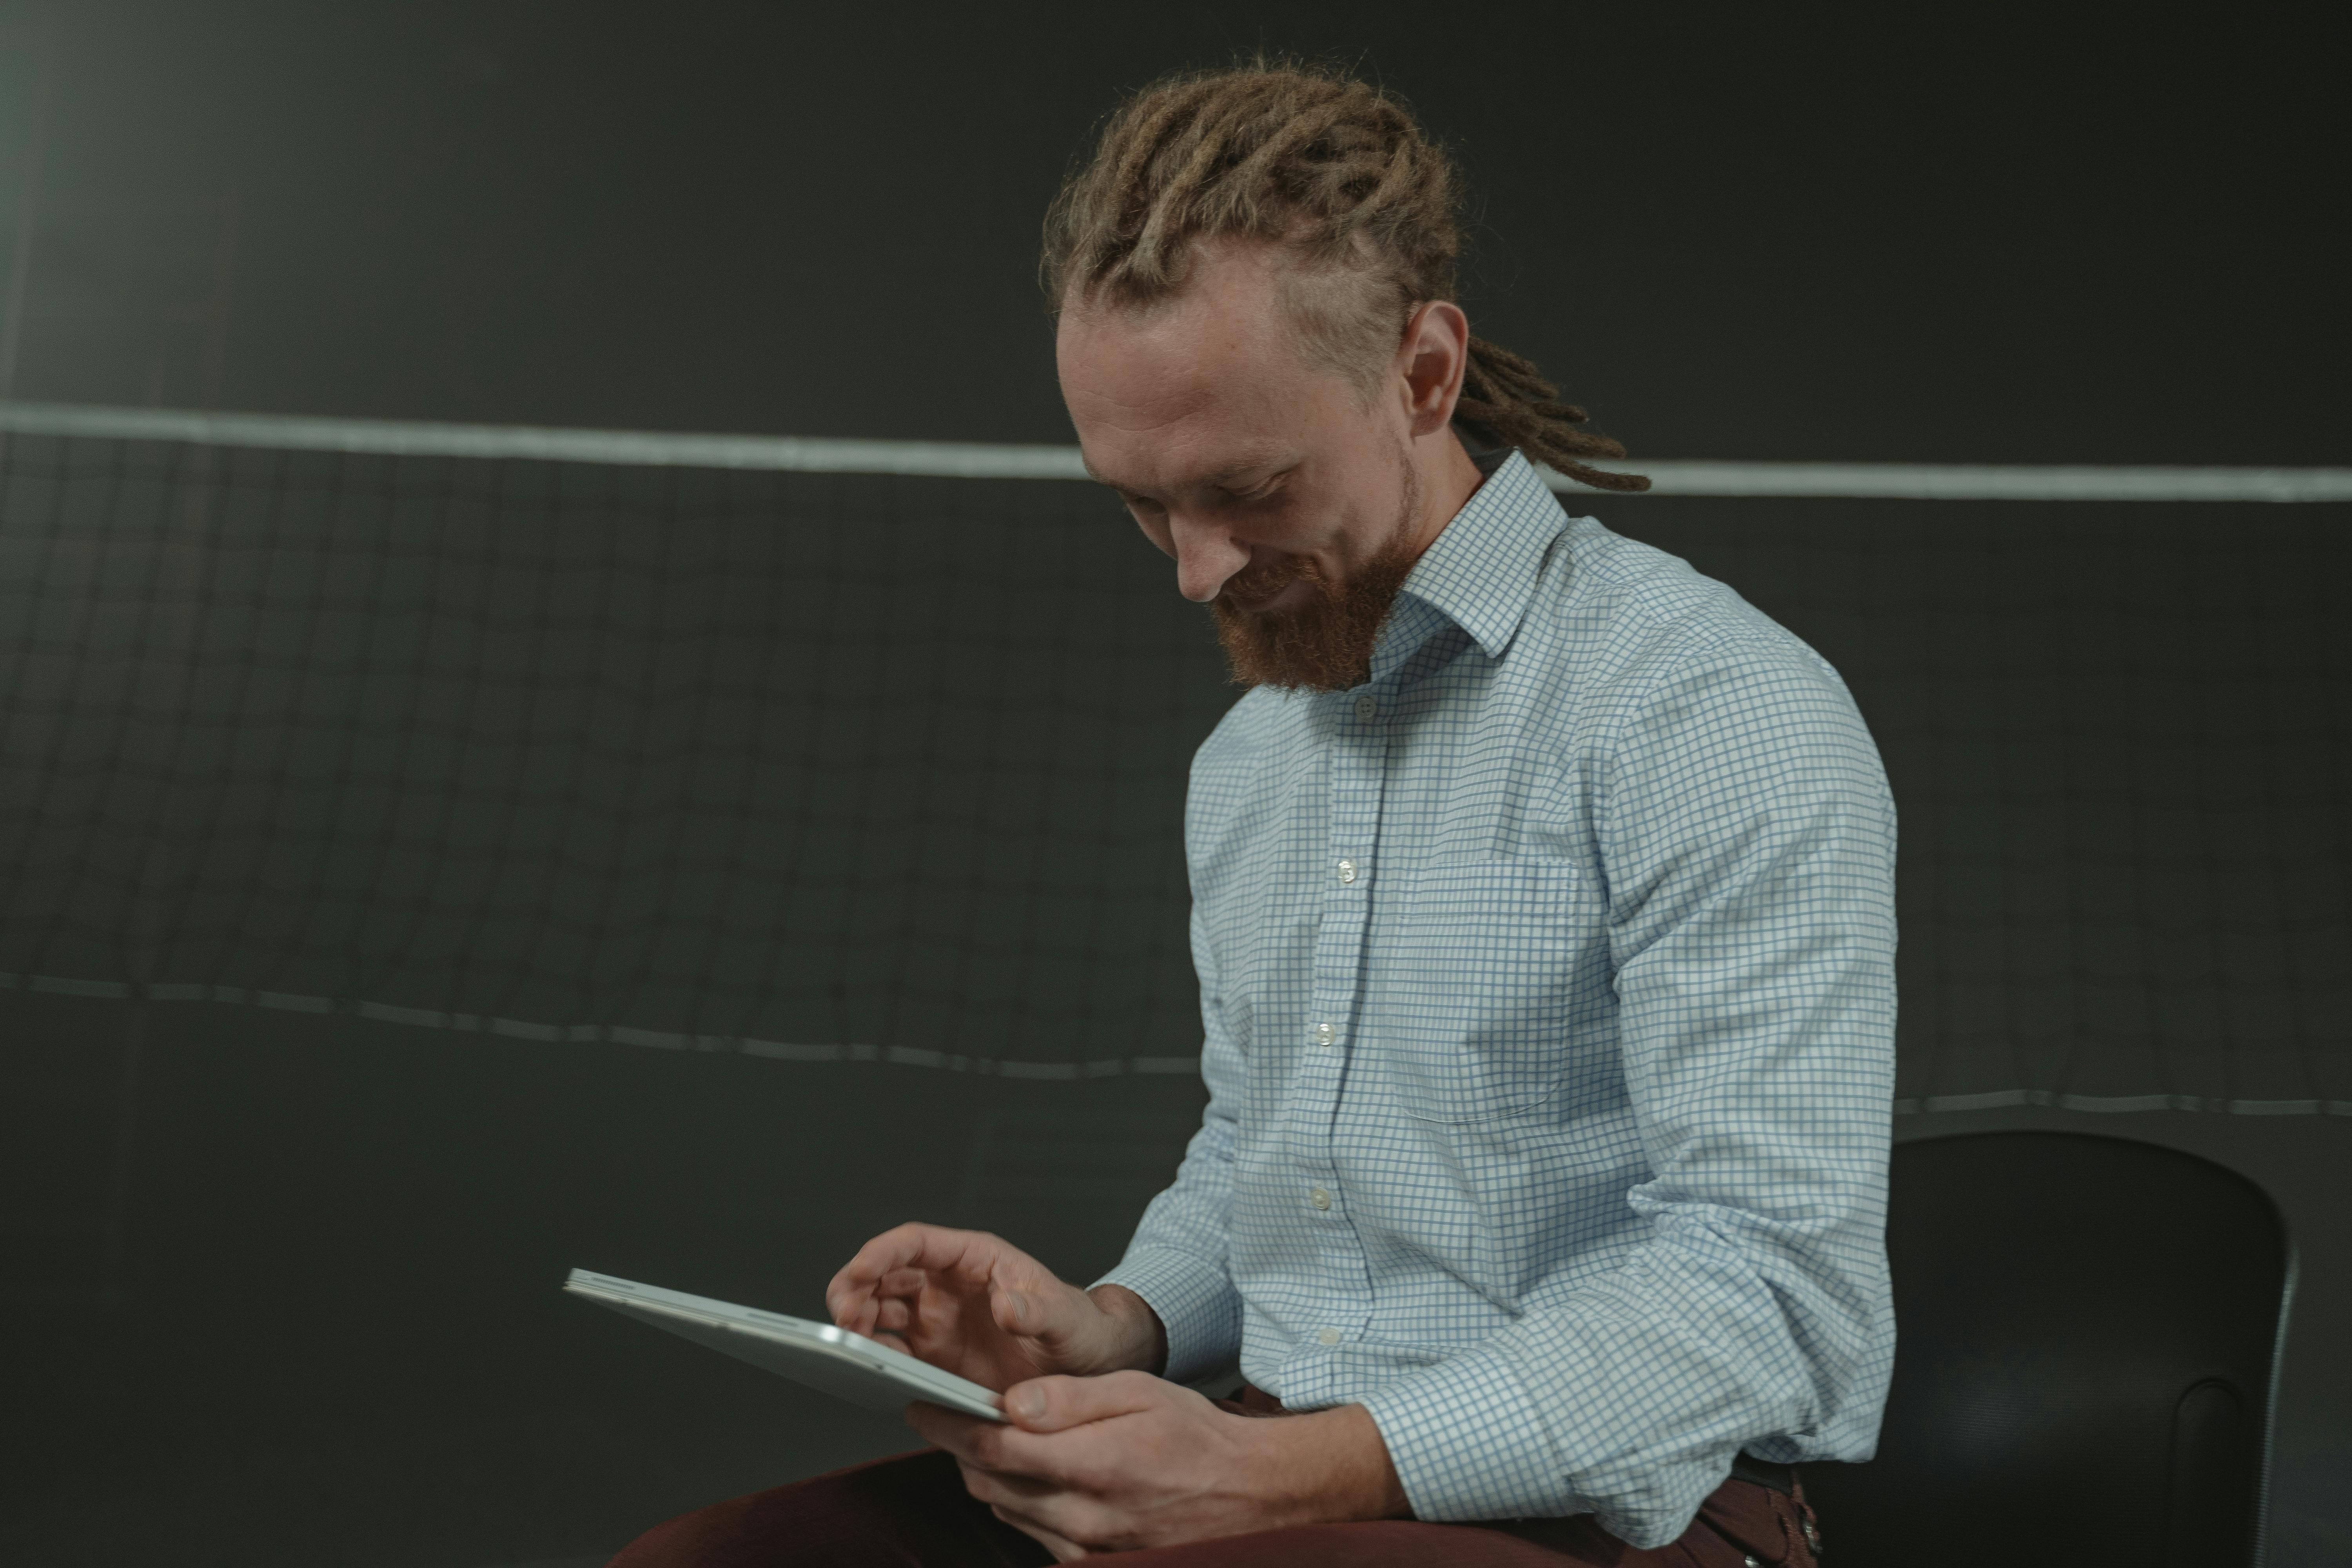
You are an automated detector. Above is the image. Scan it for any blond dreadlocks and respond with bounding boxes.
[1042,62,1649,494]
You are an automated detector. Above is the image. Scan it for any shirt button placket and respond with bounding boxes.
[1288,688,1383,1382]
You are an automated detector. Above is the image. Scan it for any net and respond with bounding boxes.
[0,435,1223,1074]
[1632,499,2352,1115]
[1,428,2347,1110]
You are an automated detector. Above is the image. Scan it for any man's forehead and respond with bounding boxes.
[1059,291,1284,392]
[1082,439,1297,496]
[1061,306,1307,496]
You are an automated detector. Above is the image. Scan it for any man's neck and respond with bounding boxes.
[1402,428,1493,565]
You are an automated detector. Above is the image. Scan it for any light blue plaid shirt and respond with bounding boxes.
[1096,450,1897,1548]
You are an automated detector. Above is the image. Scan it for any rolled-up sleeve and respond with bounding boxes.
[1359,632,1898,1545]
[1093,904,1248,1383]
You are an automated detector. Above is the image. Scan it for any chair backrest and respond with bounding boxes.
[1802,1130,2291,1568]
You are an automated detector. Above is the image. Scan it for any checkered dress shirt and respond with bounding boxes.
[1096,450,1897,1548]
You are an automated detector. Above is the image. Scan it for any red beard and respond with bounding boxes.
[1209,526,1419,691]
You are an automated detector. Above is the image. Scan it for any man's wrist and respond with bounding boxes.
[1085,1283,1169,1374]
[1246,1404,1410,1525]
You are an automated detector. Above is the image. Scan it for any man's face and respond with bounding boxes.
[1056,242,1433,690]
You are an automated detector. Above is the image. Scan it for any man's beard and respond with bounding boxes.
[1209,456,1423,692]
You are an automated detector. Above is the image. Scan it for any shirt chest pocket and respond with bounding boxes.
[1375,857,1594,1124]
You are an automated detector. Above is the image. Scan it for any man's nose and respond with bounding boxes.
[1167,513,1250,605]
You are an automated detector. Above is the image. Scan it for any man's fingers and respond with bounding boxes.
[916,1383,1191,1557]
[824,1223,1034,1324]
[826,1271,929,1341]
[990,1503,1088,1564]
[875,1267,934,1299]
[826,1223,965,1300]
[963,1461,1107,1560]
[953,1458,1057,1506]
[905,1401,1074,1482]
[1001,1369,1181,1434]
[904,1400,1005,1460]
[979,1483,1120,1559]
[989,1280,1087,1345]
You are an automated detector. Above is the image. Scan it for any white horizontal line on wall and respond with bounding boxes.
[0,400,1094,480]
[0,970,1201,1080]
[1892,1089,2352,1117]
[9,970,2348,1111]
[2,399,2348,501]
[1606,461,2352,503]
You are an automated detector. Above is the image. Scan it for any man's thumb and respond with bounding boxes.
[993,1281,1045,1335]
[1003,1370,1162,1432]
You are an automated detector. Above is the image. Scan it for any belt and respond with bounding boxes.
[1483,1455,1809,1558]
[1730,1451,1798,1495]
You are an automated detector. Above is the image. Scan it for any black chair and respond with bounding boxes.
[1802,1131,2292,1567]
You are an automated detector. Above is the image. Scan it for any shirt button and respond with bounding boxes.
[1336,858,1357,884]
[1354,695,1376,721]
[1317,1327,1342,1346]
[1309,1186,1331,1210]
[1312,1022,1336,1048]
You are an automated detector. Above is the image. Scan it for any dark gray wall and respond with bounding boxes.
[0,4,2346,1567]
[2,1,2345,461]
[8,994,2346,1566]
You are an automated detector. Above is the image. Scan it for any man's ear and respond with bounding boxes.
[1396,299,1470,439]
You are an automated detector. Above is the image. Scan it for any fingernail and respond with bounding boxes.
[1006,1290,1030,1325]
[1014,1386,1046,1419]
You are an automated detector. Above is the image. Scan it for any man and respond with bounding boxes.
[615,61,1893,1567]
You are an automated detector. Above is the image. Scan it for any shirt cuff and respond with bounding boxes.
[1091,1245,1242,1385]
[1358,1341,1585,1524]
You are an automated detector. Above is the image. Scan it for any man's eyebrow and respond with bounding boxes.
[1084,454,1296,495]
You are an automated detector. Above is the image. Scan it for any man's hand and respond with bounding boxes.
[825,1223,1165,1392]
[907,1370,1408,1560]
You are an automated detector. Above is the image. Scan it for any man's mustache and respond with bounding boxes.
[1218,553,1326,609]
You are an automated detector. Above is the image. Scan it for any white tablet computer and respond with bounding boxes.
[565,1268,1007,1422]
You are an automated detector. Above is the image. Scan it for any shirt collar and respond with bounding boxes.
[1369,448,1568,682]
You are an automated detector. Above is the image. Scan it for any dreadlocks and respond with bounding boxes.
[1042,62,1649,494]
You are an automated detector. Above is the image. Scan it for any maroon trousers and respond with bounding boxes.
[608,1447,1822,1568]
